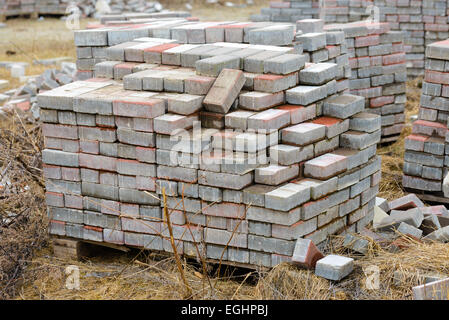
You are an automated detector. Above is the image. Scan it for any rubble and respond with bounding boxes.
[0,62,77,120]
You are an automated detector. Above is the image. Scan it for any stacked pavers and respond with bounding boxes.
[40,20,382,268]
[250,0,321,23]
[402,40,449,194]
[252,0,449,78]
[376,0,449,78]
[324,21,407,143]
[75,18,350,84]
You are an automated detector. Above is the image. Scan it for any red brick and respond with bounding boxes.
[203,202,246,219]
[425,70,449,85]
[45,191,64,207]
[370,95,394,107]
[64,194,83,209]
[383,53,406,65]
[354,35,379,47]
[61,167,81,181]
[136,176,156,191]
[42,123,78,140]
[143,43,180,53]
[43,164,61,179]
[113,99,165,119]
[292,238,324,269]
[412,119,447,138]
[80,140,99,154]
[79,153,117,172]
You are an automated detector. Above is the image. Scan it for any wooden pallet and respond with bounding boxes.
[380,134,400,145]
[51,236,266,271]
[52,235,130,260]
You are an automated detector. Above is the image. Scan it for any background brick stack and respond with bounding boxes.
[402,39,449,194]
[252,0,449,78]
[250,0,321,23]
[376,0,448,78]
[39,19,381,268]
[325,21,407,143]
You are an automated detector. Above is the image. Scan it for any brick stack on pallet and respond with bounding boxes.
[34,0,66,15]
[0,0,22,18]
[324,21,407,143]
[402,39,449,198]
[39,19,382,268]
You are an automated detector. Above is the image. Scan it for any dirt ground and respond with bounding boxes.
[1,2,446,300]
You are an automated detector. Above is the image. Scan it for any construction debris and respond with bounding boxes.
[0,62,77,120]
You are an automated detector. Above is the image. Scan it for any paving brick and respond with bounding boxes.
[239,91,285,111]
[296,33,326,51]
[255,164,299,186]
[264,54,306,75]
[196,55,240,77]
[323,94,365,119]
[292,238,324,269]
[264,182,310,211]
[254,73,297,93]
[167,94,204,115]
[184,75,215,95]
[248,25,295,46]
[286,85,327,106]
[154,113,197,134]
[203,69,245,114]
[388,193,425,211]
[315,255,354,281]
[304,153,347,180]
[299,63,338,85]
[281,122,326,146]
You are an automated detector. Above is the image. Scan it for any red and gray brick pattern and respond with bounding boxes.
[40,17,383,269]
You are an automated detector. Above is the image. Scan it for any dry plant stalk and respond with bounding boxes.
[162,187,192,299]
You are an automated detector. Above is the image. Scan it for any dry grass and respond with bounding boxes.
[0,18,94,92]
[161,0,270,21]
[0,110,47,299]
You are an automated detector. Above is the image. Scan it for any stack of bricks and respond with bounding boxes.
[75,17,351,85]
[251,0,449,78]
[402,39,449,194]
[39,18,381,268]
[375,0,449,78]
[0,0,22,17]
[34,0,67,15]
[251,0,374,24]
[324,21,407,143]
[250,0,321,23]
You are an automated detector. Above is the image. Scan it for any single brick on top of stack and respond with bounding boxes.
[39,22,382,268]
[324,21,407,143]
[402,39,449,195]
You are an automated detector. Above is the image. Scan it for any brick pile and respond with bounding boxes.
[324,21,407,143]
[251,0,449,78]
[250,0,321,23]
[75,18,350,87]
[402,39,449,194]
[39,20,382,268]
[377,0,449,78]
